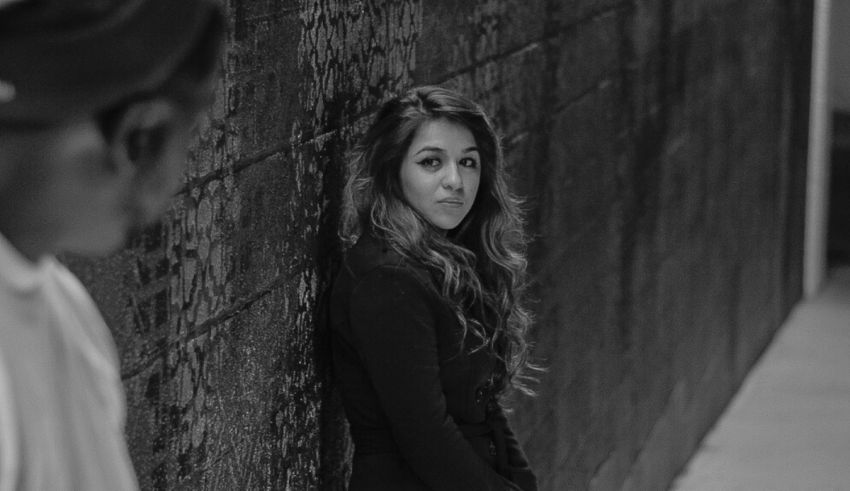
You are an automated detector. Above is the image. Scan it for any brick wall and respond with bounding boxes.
[66,0,812,489]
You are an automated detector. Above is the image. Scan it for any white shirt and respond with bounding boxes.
[0,232,138,490]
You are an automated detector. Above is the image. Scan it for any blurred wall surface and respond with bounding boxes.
[66,0,812,489]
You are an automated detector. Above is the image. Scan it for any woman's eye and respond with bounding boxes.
[418,157,441,168]
[460,157,479,168]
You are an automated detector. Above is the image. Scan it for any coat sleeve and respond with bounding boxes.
[490,406,538,491]
[349,266,520,491]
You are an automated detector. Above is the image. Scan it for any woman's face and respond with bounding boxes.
[399,118,481,231]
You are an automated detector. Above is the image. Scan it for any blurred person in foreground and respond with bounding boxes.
[0,0,223,488]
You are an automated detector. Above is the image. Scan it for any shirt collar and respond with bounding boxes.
[0,231,52,292]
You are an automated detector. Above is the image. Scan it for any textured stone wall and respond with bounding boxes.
[508,1,811,490]
[66,0,811,489]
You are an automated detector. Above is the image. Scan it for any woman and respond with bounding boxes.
[330,86,538,490]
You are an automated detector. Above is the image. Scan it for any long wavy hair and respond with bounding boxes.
[340,86,537,396]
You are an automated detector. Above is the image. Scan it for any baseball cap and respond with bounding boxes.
[0,0,223,124]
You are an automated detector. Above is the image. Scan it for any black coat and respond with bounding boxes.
[329,233,537,491]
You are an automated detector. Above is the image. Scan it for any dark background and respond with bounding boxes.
[66,0,813,489]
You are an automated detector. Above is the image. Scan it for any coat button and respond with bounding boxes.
[475,387,486,404]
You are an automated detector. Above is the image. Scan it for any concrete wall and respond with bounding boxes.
[510,2,811,488]
[831,0,850,112]
[66,0,812,489]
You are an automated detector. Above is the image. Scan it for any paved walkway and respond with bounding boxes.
[671,266,850,491]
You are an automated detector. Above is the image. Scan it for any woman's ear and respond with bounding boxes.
[106,98,177,176]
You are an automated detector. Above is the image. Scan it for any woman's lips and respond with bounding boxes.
[437,198,464,207]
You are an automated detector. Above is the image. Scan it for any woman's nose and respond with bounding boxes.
[442,161,463,190]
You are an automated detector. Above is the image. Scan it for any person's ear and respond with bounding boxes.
[107,98,177,176]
